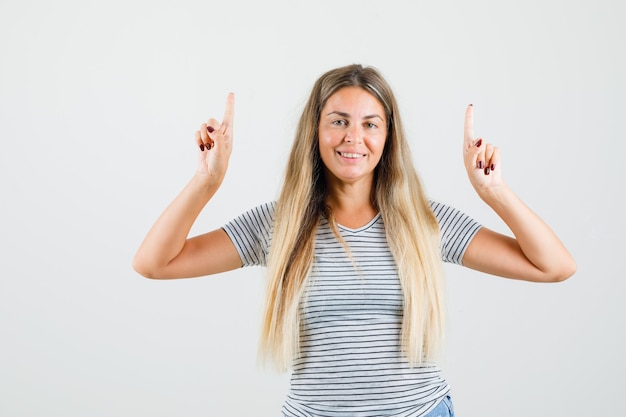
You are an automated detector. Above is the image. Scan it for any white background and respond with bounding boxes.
[1,0,624,416]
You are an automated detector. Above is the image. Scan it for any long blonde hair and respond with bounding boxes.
[259,64,445,371]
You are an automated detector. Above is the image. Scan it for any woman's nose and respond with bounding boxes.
[345,125,362,143]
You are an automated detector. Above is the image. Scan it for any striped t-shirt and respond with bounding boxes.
[223,201,481,417]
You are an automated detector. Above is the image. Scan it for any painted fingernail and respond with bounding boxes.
[475,139,482,147]
[484,167,491,175]
[207,143,213,150]
[199,143,205,151]
[478,161,483,169]
[207,126,215,133]
[490,163,495,171]
[469,103,473,107]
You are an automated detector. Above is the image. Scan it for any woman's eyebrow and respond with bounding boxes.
[326,111,350,117]
[326,111,383,120]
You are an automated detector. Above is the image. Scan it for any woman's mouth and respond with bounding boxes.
[338,151,364,159]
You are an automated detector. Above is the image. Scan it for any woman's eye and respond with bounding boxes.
[332,119,347,126]
[366,122,377,128]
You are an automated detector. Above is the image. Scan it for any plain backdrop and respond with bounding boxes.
[1,0,624,416]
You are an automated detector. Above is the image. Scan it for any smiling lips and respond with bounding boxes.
[338,151,365,159]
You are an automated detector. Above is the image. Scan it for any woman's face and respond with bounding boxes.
[318,86,388,188]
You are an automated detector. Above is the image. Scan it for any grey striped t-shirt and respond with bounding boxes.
[223,201,481,417]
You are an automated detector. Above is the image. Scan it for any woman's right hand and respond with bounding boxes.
[133,93,241,279]
[195,93,235,185]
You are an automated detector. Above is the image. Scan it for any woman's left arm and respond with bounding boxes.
[461,105,576,283]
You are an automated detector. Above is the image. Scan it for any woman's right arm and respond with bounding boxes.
[132,93,243,279]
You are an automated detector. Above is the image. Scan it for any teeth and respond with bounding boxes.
[340,152,362,158]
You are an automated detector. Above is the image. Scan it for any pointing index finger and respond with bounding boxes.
[464,104,474,147]
[222,93,235,129]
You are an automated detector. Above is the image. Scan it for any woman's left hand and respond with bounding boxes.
[460,105,576,282]
[463,104,504,196]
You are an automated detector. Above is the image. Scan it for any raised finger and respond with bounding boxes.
[464,104,474,149]
[221,93,235,133]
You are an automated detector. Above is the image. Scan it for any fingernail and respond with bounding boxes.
[475,139,482,147]
[207,143,213,150]
[469,103,473,107]
[207,126,215,133]
[484,167,491,175]
[478,161,483,169]
[199,143,205,151]
[490,163,495,171]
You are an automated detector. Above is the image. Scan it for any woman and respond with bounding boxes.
[133,64,576,417]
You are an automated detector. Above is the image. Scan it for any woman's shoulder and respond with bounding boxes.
[232,201,277,224]
[427,199,453,217]
[427,199,480,229]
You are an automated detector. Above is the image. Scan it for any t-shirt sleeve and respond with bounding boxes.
[222,201,276,267]
[429,200,482,265]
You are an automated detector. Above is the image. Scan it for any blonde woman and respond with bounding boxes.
[133,64,576,417]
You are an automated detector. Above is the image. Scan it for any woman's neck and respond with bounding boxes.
[326,183,377,229]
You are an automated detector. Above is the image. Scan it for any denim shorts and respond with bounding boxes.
[424,395,455,417]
